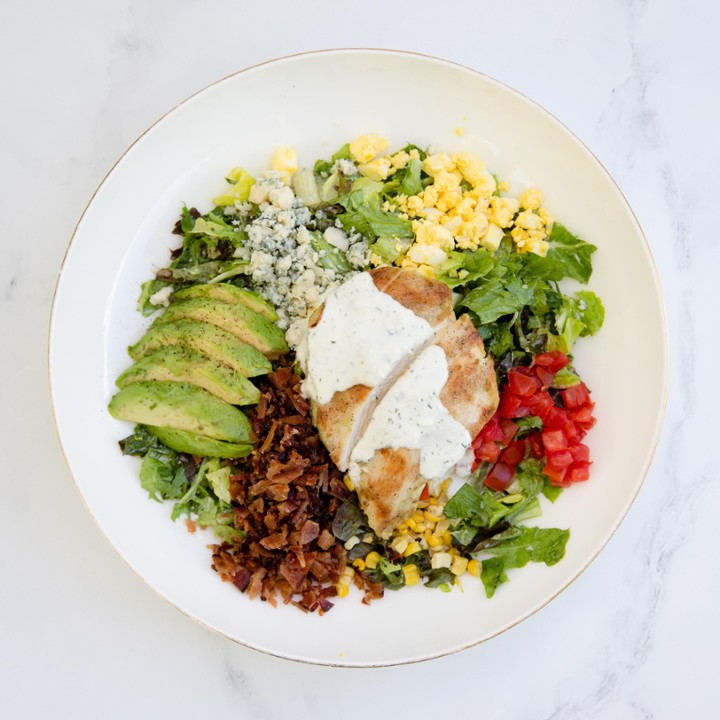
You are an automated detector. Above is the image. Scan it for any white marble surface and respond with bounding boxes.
[2,0,717,716]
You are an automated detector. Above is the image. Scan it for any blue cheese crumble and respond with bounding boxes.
[229,173,369,346]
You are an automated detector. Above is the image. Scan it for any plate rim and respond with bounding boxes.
[47,47,670,667]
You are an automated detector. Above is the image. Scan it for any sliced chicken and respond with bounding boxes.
[301,267,499,538]
[351,316,499,538]
[307,268,454,471]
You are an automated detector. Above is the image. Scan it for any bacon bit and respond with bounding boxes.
[258,419,279,454]
[210,363,349,614]
[317,529,336,551]
[185,519,197,534]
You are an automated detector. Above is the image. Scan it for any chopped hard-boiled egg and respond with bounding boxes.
[270,146,298,183]
[349,134,390,164]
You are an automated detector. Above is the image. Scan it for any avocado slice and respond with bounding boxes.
[154,298,288,358]
[116,347,260,406]
[108,381,255,443]
[147,426,253,459]
[128,320,271,378]
[172,283,279,322]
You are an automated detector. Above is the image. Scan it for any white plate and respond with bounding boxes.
[49,49,668,666]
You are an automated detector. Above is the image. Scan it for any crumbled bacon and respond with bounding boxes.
[210,363,349,614]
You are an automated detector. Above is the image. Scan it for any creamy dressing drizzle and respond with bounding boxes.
[299,272,434,405]
[349,345,471,483]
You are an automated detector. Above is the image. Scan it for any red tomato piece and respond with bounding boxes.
[477,415,503,443]
[534,351,570,374]
[569,443,590,463]
[535,366,555,389]
[501,440,526,466]
[527,391,554,420]
[543,462,567,486]
[542,429,568,452]
[569,404,595,423]
[526,432,545,459]
[546,449,573,469]
[474,440,501,463]
[484,462,515,491]
[562,382,591,409]
[567,462,591,482]
[500,392,530,418]
[563,419,580,441]
[499,418,520,444]
[508,368,541,397]
[419,484,429,501]
[543,405,567,430]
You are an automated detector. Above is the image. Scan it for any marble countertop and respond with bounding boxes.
[2,1,717,717]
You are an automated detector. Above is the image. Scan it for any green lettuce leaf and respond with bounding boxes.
[522,222,597,284]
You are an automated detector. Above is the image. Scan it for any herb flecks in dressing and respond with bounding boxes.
[349,345,471,482]
[300,272,434,405]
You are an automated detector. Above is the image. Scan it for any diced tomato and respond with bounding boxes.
[508,368,541,397]
[542,429,568,452]
[543,462,567,486]
[534,351,570,374]
[569,404,595,423]
[535,365,555,389]
[501,440,526,466]
[543,405,568,430]
[566,462,591,483]
[527,390,554,419]
[569,443,590,463]
[499,418,520,444]
[477,415,503,443]
[546,449,573,469]
[419,484,429,501]
[526,432,544,459]
[474,440,501,463]
[499,392,530,418]
[563,418,580,441]
[484,462,515,491]
[562,382,591,409]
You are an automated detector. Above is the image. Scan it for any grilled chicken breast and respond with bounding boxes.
[301,268,498,538]
[351,314,499,538]
[308,267,454,471]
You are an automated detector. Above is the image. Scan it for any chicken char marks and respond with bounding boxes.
[305,268,499,539]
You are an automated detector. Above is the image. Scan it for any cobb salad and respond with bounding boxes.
[109,135,604,612]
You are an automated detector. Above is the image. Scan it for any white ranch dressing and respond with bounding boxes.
[348,345,471,483]
[299,272,434,405]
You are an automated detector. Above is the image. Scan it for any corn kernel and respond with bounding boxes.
[343,477,355,492]
[402,564,421,586]
[451,556,469,576]
[406,518,420,533]
[441,532,453,546]
[404,541,422,557]
[467,559,481,577]
[425,531,443,548]
[395,522,409,534]
[336,584,349,598]
[353,558,366,571]
[364,551,380,570]
[423,511,441,524]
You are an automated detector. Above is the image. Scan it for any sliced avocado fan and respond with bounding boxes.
[109,381,255,444]
[172,283,279,322]
[128,319,271,378]
[154,297,288,358]
[116,346,260,406]
[146,426,253,459]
